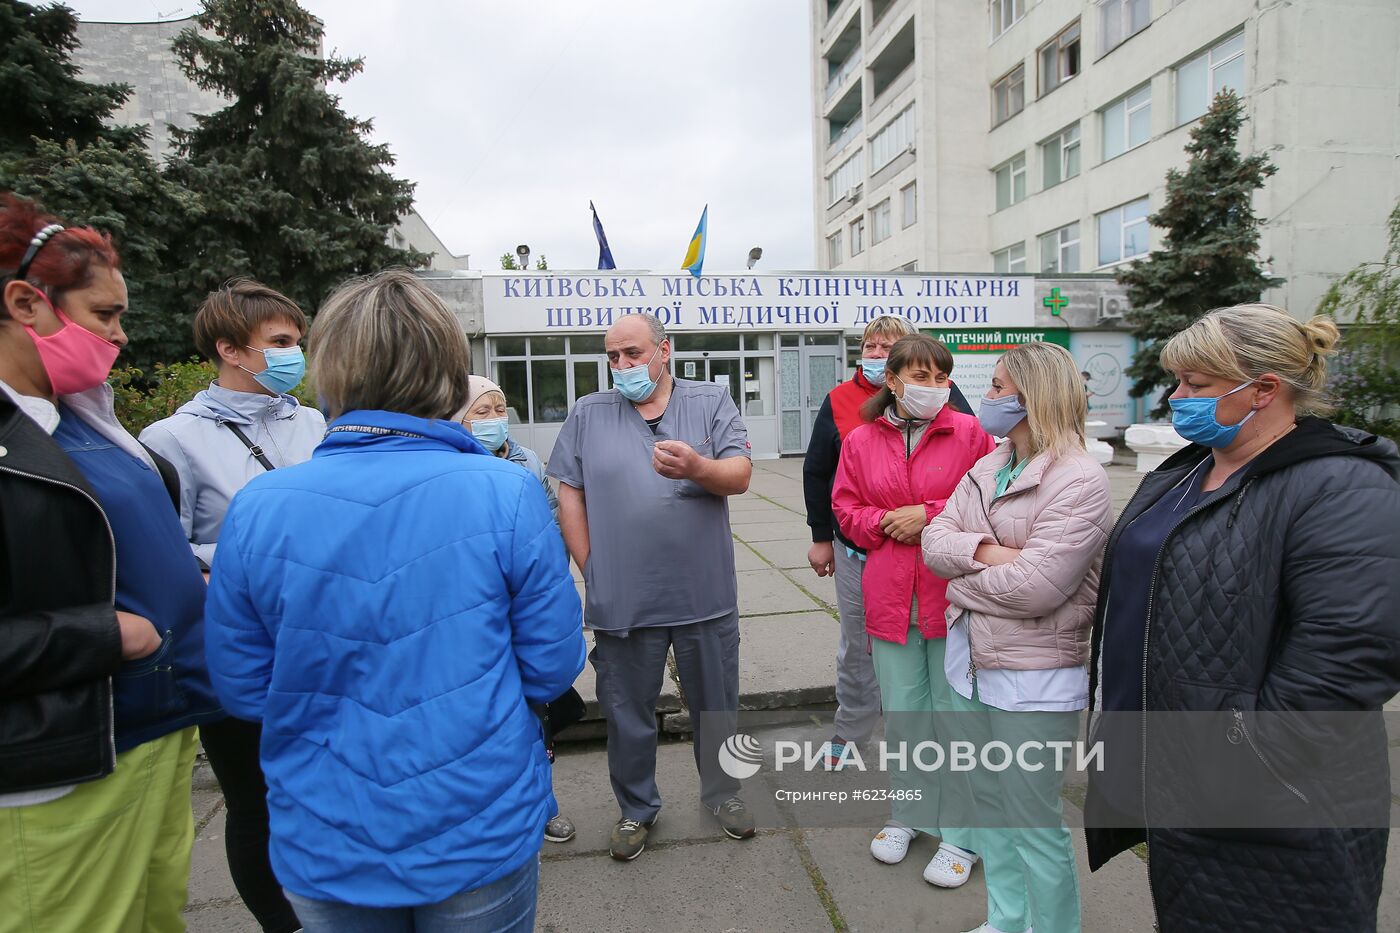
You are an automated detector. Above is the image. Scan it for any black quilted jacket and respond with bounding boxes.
[1084,418,1400,932]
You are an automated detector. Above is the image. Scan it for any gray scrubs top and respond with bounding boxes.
[547,379,750,633]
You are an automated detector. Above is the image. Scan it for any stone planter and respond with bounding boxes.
[1124,423,1189,473]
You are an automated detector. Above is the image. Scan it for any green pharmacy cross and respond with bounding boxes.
[1043,288,1068,316]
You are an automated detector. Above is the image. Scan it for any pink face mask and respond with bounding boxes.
[23,293,121,396]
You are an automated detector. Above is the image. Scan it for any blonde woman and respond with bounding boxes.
[205,271,586,931]
[922,342,1112,933]
[1084,305,1400,932]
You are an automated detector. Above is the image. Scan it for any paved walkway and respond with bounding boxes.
[184,457,1400,931]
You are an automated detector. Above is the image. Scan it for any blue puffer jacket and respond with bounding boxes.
[204,409,586,907]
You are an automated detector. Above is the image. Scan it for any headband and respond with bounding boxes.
[12,223,65,283]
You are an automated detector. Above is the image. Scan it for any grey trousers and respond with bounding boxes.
[590,611,741,821]
[832,544,882,745]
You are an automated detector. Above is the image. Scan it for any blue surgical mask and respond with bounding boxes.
[978,393,1028,437]
[610,345,662,402]
[1169,381,1256,447]
[469,416,509,453]
[244,345,306,395]
[859,358,887,382]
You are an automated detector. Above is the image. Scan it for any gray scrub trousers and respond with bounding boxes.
[548,379,750,820]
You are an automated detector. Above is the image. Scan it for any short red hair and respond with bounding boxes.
[0,194,121,302]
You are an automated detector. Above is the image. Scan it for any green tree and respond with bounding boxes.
[1319,200,1400,440]
[166,0,427,338]
[499,252,548,270]
[0,0,142,162]
[0,1,198,369]
[1119,90,1280,416]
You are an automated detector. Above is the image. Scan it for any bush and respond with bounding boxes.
[110,359,217,435]
[110,359,321,436]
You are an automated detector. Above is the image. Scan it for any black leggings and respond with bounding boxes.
[200,716,301,933]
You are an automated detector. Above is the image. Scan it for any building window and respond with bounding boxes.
[993,153,1027,212]
[1098,0,1151,56]
[1038,21,1081,97]
[992,243,1026,274]
[992,65,1025,127]
[1041,123,1081,188]
[1176,31,1245,125]
[990,0,1025,39]
[871,199,893,244]
[826,151,863,206]
[850,216,865,256]
[901,182,917,228]
[1038,222,1081,273]
[1101,83,1152,160]
[869,105,915,172]
[1097,197,1150,266]
[827,230,844,267]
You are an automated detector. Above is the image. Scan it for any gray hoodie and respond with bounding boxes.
[140,382,326,567]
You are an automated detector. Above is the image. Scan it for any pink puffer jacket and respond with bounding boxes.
[921,442,1112,670]
[831,406,994,645]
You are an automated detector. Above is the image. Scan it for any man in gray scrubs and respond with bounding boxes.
[549,312,754,861]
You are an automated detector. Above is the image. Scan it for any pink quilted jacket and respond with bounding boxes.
[831,406,994,645]
[921,442,1112,670]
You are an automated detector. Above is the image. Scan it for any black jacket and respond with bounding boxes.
[1085,418,1400,931]
[0,393,124,792]
[802,377,972,551]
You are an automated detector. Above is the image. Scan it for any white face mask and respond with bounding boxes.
[895,380,951,421]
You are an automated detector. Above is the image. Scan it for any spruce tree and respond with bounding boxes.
[0,0,141,162]
[167,0,426,324]
[1119,90,1280,416]
[0,1,196,369]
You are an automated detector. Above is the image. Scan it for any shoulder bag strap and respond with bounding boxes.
[223,421,277,471]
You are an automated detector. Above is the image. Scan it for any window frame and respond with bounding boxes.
[825,151,864,207]
[1096,196,1151,268]
[850,216,866,256]
[900,182,917,228]
[869,105,916,173]
[992,242,1027,274]
[991,64,1026,127]
[1100,83,1152,161]
[1040,122,1081,189]
[993,153,1028,212]
[1038,20,1082,98]
[1175,31,1246,126]
[1097,0,1151,58]
[827,230,844,267]
[990,0,1025,41]
[1038,221,1081,274]
[871,199,893,244]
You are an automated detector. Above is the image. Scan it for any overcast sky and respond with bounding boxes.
[65,1,817,271]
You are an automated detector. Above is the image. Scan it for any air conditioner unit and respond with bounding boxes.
[846,182,864,203]
[903,141,916,156]
[1097,295,1127,324]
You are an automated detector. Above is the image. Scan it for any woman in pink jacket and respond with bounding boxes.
[922,342,1112,933]
[831,334,994,887]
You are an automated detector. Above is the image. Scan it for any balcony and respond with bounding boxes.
[869,18,915,115]
[826,80,863,155]
[825,51,862,102]
[829,114,864,155]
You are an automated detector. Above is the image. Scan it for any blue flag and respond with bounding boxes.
[590,201,616,270]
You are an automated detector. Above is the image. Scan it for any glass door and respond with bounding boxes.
[778,335,844,454]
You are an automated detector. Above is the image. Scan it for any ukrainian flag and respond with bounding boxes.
[681,205,708,278]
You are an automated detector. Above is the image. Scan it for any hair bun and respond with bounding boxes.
[1300,316,1341,357]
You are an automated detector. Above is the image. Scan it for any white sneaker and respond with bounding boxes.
[869,824,917,864]
[960,925,1032,933]
[923,842,979,887]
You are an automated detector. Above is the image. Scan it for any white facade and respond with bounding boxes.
[812,0,1400,317]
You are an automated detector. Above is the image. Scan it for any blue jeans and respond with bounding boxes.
[283,858,539,933]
